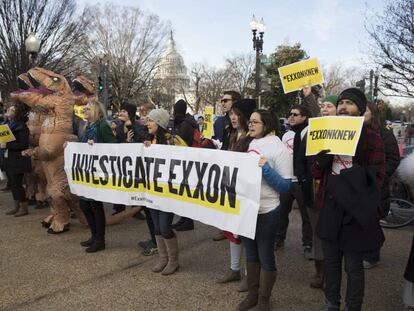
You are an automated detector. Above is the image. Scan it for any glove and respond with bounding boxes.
[314,149,333,170]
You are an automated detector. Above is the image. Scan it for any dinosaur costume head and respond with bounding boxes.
[17,73,33,90]
[72,75,96,119]
[27,67,72,95]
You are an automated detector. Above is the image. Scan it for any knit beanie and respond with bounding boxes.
[148,109,170,130]
[174,99,187,116]
[120,102,137,120]
[232,99,256,120]
[321,95,338,105]
[337,88,367,115]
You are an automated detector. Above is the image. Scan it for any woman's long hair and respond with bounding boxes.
[366,101,383,133]
[12,102,30,123]
[87,99,106,123]
[154,126,169,145]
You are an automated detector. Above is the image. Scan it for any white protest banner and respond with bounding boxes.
[64,143,262,239]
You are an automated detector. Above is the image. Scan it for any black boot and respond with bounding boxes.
[80,237,95,247]
[85,202,106,253]
[85,240,105,253]
[175,218,194,231]
[172,217,186,229]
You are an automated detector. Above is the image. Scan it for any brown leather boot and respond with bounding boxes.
[6,201,20,215]
[162,235,179,275]
[14,202,28,217]
[238,262,260,311]
[253,269,277,311]
[152,235,168,273]
[238,267,248,292]
[310,260,324,289]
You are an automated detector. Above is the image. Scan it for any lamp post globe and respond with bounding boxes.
[25,33,41,55]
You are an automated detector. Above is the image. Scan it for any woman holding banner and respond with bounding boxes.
[238,109,292,311]
[78,99,116,253]
[2,102,32,217]
[145,108,187,276]
[217,99,255,291]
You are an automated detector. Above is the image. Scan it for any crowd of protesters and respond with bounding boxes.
[1,85,414,311]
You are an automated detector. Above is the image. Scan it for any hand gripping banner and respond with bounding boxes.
[64,143,262,239]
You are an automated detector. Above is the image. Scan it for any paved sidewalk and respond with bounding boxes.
[0,187,412,311]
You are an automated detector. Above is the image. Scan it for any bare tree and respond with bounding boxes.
[80,4,170,110]
[0,0,88,96]
[365,0,414,98]
[224,53,255,97]
[322,63,361,96]
[197,65,232,115]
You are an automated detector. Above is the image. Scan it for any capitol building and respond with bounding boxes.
[153,32,195,112]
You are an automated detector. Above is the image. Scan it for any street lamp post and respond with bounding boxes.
[250,15,266,99]
[25,33,41,68]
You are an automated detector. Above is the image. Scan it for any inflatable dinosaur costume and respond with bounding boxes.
[11,68,86,233]
[14,74,48,208]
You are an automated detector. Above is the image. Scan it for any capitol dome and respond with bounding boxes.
[155,32,189,82]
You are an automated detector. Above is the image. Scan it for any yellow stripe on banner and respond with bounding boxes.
[72,178,241,215]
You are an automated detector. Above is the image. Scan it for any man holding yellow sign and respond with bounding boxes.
[278,58,324,94]
[311,88,385,311]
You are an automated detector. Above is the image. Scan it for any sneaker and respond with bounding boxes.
[142,241,158,256]
[274,240,285,250]
[303,245,313,260]
[138,239,152,249]
[212,231,226,241]
[363,260,379,269]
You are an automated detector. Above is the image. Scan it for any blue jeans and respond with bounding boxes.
[241,208,278,271]
[149,209,174,239]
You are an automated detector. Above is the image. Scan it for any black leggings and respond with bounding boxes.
[79,199,106,241]
[8,173,26,202]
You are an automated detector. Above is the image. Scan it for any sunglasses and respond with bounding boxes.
[221,98,232,103]
[289,112,301,117]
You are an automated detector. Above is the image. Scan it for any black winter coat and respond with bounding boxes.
[2,121,31,174]
[405,236,414,283]
[174,113,196,147]
[316,165,385,252]
[379,128,400,216]
[114,119,150,143]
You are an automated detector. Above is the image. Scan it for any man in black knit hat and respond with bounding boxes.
[171,99,197,231]
[313,87,385,311]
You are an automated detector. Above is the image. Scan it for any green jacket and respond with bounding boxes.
[96,119,117,143]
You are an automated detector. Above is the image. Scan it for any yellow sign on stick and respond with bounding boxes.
[306,116,364,156]
[74,104,86,120]
[278,58,324,94]
[203,106,214,139]
[0,124,16,144]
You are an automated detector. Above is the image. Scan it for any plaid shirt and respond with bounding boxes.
[312,126,385,210]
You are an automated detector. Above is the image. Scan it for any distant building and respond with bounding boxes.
[153,32,194,111]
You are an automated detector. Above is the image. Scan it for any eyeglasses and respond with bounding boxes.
[221,98,232,103]
[248,120,263,126]
[84,107,91,111]
[289,112,301,117]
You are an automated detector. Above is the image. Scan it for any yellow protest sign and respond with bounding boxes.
[203,106,214,139]
[278,58,324,94]
[74,104,86,120]
[0,124,16,144]
[306,116,364,156]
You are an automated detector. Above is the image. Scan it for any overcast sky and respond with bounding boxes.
[76,0,386,71]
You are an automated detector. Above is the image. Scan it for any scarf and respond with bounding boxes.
[81,122,98,143]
